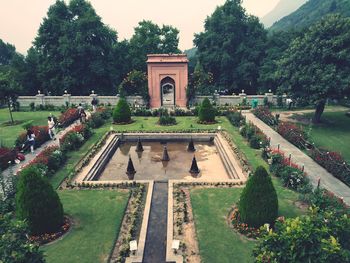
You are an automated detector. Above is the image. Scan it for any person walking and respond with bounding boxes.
[91,97,98,112]
[80,108,87,123]
[48,116,56,140]
[26,129,36,154]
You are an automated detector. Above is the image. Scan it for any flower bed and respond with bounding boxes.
[15,126,50,149]
[0,147,17,170]
[276,122,307,149]
[230,207,261,239]
[268,149,312,193]
[252,106,275,126]
[239,122,269,149]
[58,108,80,128]
[59,124,92,152]
[29,216,71,245]
[311,149,350,186]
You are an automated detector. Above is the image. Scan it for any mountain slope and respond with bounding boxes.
[261,0,307,28]
[270,0,350,31]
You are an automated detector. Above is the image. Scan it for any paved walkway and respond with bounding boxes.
[2,116,89,179]
[243,111,350,205]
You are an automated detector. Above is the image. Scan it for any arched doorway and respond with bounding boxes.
[160,77,175,107]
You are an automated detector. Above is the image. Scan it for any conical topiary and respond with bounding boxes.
[16,165,64,235]
[113,98,131,123]
[126,155,136,180]
[238,166,278,228]
[198,97,216,123]
[162,146,170,161]
[187,138,196,152]
[189,155,200,175]
[136,137,144,152]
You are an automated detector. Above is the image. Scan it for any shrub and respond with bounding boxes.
[0,147,17,170]
[311,149,350,186]
[253,209,350,263]
[238,166,278,228]
[58,108,80,127]
[16,165,64,235]
[29,102,35,111]
[277,122,307,149]
[88,112,105,128]
[0,214,45,263]
[252,106,275,126]
[227,111,244,127]
[308,188,349,214]
[158,109,177,126]
[60,131,85,151]
[113,98,131,123]
[249,135,262,149]
[198,98,216,123]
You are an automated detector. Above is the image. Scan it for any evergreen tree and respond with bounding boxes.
[238,166,278,227]
[16,165,64,235]
[113,98,131,123]
[198,98,216,123]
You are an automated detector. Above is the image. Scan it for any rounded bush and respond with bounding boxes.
[113,98,131,123]
[238,166,278,228]
[16,165,64,235]
[198,98,216,123]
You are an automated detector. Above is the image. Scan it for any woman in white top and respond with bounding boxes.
[48,116,56,140]
[26,129,36,153]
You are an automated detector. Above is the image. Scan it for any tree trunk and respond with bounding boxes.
[312,100,326,123]
[8,100,14,124]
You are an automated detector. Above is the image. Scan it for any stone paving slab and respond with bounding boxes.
[243,112,350,205]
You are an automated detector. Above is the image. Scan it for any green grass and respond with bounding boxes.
[0,109,61,147]
[49,126,109,189]
[191,186,304,263]
[42,190,129,263]
[189,118,305,263]
[302,110,350,163]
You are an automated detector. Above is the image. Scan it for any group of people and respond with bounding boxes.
[21,98,98,154]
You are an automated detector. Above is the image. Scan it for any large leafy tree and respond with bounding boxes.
[128,20,180,71]
[277,14,350,123]
[194,0,267,94]
[34,0,120,95]
[0,39,17,66]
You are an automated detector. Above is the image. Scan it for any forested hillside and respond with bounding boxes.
[270,0,350,31]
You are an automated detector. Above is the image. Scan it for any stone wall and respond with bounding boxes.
[17,91,286,108]
[17,93,145,108]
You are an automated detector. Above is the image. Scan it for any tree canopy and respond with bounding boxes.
[276,14,350,122]
[194,0,267,94]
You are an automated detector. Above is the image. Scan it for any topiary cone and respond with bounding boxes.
[187,137,196,152]
[162,146,170,161]
[126,155,136,180]
[238,166,278,228]
[135,137,144,152]
[189,155,200,175]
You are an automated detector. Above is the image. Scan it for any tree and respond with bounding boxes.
[113,98,131,123]
[253,208,350,263]
[0,69,22,124]
[34,0,121,95]
[194,0,267,94]
[128,20,180,71]
[187,62,214,103]
[277,14,350,123]
[0,39,17,66]
[118,70,148,101]
[198,98,216,123]
[258,30,301,93]
[16,165,64,235]
[0,213,45,263]
[238,166,278,228]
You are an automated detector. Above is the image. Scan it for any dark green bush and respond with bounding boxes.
[198,98,216,123]
[159,115,177,125]
[89,112,105,128]
[16,165,64,235]
[113,98,131,123]
[249,135,261,149]
[238,166,278,228]
[227,111,244,127]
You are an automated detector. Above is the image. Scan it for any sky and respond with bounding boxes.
[0,0,279,54]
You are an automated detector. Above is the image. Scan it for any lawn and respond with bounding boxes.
[302,110,350,163]
[189,117,305,263]
[42,190,129,263]
[191,186,304,263]
[0,108,61,147]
